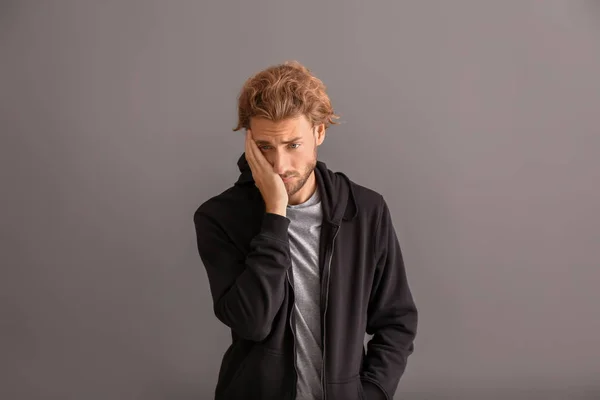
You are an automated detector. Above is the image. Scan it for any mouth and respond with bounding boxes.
[282,176,295,183]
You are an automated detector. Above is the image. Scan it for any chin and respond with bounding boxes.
[287,185,301,197]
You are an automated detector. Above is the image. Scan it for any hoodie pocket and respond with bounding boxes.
[221,346,288,400]
[327,374,364,400]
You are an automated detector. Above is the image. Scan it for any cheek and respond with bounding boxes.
[288,148,315,171]
[295,152,311,168]
[299,147,315,160]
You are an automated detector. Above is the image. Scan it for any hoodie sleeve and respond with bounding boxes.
[193,210,292,342]
[360,196,418,400]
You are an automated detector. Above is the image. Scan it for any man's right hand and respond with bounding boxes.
[245,129,289,216]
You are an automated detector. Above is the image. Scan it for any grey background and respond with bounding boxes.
[1,1,599,399]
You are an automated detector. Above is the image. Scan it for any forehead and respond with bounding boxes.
[250,116,312,143]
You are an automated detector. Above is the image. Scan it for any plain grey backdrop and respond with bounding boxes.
[1,1,599,399]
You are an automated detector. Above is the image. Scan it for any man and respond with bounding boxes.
[193,60,417,400]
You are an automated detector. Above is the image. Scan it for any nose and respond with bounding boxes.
[270,150,290,176]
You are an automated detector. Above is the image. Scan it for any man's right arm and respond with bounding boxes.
[193,210,291,342]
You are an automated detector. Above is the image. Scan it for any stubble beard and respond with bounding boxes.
[285,148,317,197]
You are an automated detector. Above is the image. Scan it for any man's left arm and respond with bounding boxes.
[360,196,418,400]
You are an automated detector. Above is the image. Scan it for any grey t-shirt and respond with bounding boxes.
[286,187,323,400]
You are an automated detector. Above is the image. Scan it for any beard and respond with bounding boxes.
[284,147,317,197]
[285,159,316,197]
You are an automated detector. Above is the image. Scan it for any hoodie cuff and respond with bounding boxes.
[360,379,387,400]
[261,212,290,240]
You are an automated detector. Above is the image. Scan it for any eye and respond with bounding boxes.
[289,143,301,149]
[259,146,271,151]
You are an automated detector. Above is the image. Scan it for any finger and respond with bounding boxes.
[247,129,266,172]
[245,130,260,187]
[247,130,270,171]
[245,130,256,170]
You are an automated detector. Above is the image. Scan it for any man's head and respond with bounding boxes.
[233,61,339,202]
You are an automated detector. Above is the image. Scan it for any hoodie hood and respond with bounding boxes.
[234,152,357,224]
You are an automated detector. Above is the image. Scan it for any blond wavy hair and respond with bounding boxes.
[232,60,340,131]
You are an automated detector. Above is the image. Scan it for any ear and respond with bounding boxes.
[314,123,326,146]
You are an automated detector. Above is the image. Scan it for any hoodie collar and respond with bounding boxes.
[235,152,357,223]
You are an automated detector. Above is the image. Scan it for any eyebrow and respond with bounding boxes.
[254,136,303,145]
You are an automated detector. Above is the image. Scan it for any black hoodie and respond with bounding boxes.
[193,153,417,400]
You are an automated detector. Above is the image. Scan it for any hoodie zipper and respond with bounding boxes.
[286,269,298,400]
[321,224,339,400]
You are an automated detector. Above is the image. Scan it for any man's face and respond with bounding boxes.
[249,115,325,198]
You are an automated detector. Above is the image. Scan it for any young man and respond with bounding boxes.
[193,61,417,400]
